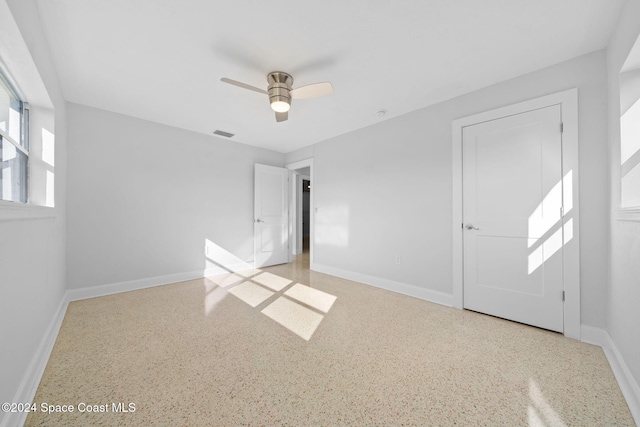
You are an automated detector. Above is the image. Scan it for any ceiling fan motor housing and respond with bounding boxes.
[268,72,293,110]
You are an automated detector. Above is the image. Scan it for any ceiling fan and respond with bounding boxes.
[220,72,333,122]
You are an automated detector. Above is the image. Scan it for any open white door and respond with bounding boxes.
[462,104,564,332]
[254,164,289,267]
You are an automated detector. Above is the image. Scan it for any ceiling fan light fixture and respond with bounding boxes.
[220,70,332,123]
[271,99,290,113]
[268,72,293,113]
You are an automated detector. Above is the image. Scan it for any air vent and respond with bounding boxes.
[213,130,234,138]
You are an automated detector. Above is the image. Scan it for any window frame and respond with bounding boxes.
[0,66,30,205]
[616,34,640,223]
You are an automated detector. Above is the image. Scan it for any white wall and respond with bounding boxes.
[66,103,284,290]
[0,0,67,425]
[620,69,640,113]
[287,50,609,328]
[607,0,640,398]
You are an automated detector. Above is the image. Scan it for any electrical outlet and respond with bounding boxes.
[395,255,402,265]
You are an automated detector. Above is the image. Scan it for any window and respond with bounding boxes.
[619,32,640,210]
[0,69,29,203]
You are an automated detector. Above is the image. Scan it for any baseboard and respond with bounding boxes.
[66,265,242,302]
[580,324,607,346]
[0,295,68,427]
[312,263,453,307]
[581,325,640,425]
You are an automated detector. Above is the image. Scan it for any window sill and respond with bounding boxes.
[0,201,57,222]
[614,207,640,223]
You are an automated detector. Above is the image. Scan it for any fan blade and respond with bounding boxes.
[290,82,333,99]
[275,111,288,122]
[220,78,267,94]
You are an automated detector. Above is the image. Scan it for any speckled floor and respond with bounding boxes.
[26,252,635,426]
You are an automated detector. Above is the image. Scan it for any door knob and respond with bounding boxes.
[256,219,264,223]
[465,224,479,230]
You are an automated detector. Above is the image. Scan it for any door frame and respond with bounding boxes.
[451,88,580,339]
[286,158,314,269]
[289,171,310,256]
[296,173,311,254]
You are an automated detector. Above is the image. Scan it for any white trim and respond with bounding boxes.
[290,170,299,256]
[579,324,608,346]
[66,265,244,302]
[313,263,453,307]
[286,158,314,269]
[285,158,313,172]
[580,326,640,425]
[1,296,68,427]
[602,335,640,425]
[291,173,310,255]
[299,174,310,254]
[287,168,295,263]
[451,88,581,339]
[614,207,640,222]
[0,201,56,222]
[0,128,27,156]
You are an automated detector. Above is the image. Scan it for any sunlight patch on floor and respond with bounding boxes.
[527,378,567,427]
[202,238,336,340]
[284,283,337,313]
[204,269,337,340]
[228,281,275,308]
[235,268,262,278]
[204,286,229,315]
[208,272,246,288]
[261,296,324,341]
[253,272,292,291]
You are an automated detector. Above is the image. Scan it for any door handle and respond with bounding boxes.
[256,219,264,223]
[465,224,479,230]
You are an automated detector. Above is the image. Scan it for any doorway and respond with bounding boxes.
[451,89,581,339]
[302,178,311,254]
[287,158,314,269]
[462,104,564,332]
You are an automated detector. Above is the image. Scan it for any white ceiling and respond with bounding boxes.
[35,0,624,153]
